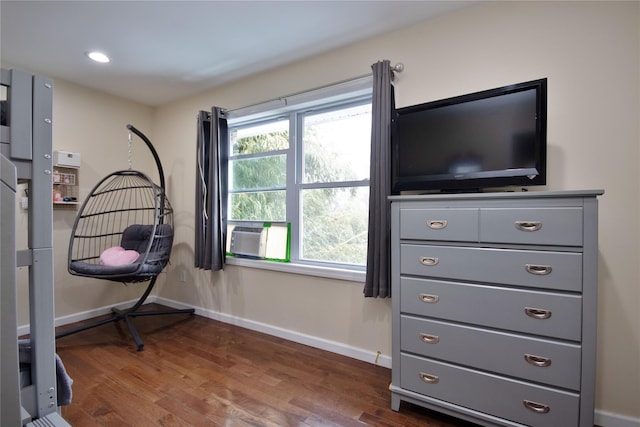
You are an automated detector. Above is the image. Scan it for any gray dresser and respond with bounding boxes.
[390,190,603,427]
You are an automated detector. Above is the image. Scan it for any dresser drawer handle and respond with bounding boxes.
[427,220,447,229]
[523,400,550,414]
[420,333,440,344]
[515,221,542,232]
[420,372,440,384]
[419,294,439,304]
[420,256,439,266]
[525,264,552,275]
[524,307,552,319]
[524,354,552,367]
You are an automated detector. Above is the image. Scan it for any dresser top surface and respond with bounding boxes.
[389,189,604,203]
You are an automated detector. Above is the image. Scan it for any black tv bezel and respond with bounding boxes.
[391,78,547,194]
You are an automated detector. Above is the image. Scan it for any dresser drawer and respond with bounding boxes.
[400,353,580,427]
[400,277,582,340]
[400,208,479,242]
[480,207,583,246]
[401,244,583,292]
[401,316,582,390]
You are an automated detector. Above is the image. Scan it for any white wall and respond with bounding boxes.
[7,0,638,423]
[153,1,639,422]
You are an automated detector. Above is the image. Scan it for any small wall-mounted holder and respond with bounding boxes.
[52,150,80,208]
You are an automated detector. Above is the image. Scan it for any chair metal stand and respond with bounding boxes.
[56,276,194,351]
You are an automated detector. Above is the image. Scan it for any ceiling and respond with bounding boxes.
[1,1,477,106]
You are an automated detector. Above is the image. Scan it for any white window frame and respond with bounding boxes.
[225,76,372,281]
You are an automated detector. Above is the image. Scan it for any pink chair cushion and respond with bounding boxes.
[100,246,140,266]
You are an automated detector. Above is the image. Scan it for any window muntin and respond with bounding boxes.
[228,91,371,269]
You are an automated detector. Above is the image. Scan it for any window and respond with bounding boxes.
[227,78,372,269]
[229,119,288,222]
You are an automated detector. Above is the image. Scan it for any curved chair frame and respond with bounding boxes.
[56,125,194,351]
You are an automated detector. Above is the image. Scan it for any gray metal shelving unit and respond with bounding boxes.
[1,68,70,426]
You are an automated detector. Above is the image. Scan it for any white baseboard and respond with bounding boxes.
[154,296,392,369]
[35,296,638,427]
[595,410,640,427]
[18,297,142,337]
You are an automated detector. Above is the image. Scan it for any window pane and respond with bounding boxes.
[303,104,371,183]
[301,186,369,265]
[231,120,289,155]
[230,155,286,190]
[230,191,286,221]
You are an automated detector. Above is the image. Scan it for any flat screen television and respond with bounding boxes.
[391,78,547,193]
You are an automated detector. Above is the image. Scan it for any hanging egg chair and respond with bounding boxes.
[67,169,173,283]
[56,124,194,351]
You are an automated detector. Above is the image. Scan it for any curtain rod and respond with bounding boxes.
[222,62,404,116]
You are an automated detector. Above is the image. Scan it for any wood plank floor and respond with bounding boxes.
[54,304,476,427]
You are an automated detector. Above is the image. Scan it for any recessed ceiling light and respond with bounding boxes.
[86,51,110,63]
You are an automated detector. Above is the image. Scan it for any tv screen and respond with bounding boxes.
[392,78,547,193]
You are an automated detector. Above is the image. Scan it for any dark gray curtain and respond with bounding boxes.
[364,60,394,298]
[195,107,228,270]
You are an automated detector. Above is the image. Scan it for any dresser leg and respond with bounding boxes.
[391,393,401,411]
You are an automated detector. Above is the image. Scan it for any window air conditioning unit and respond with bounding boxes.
[230,226,267,259]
